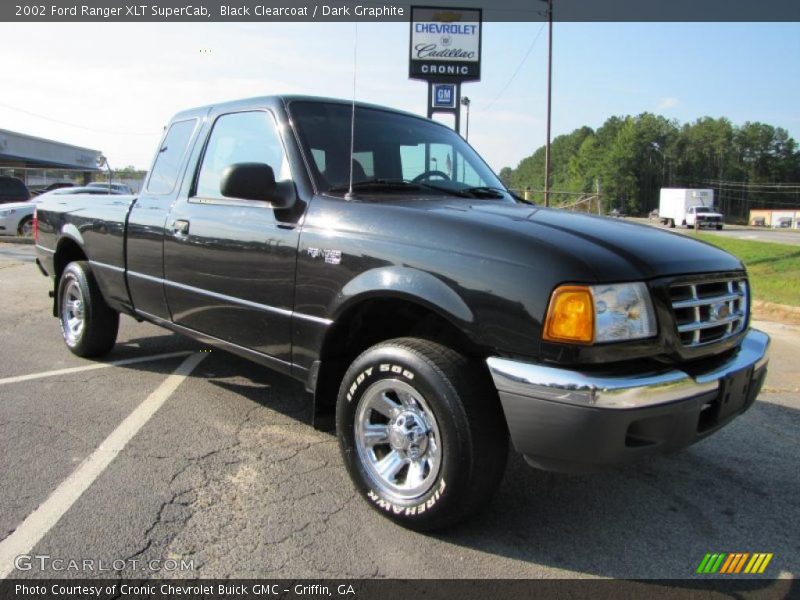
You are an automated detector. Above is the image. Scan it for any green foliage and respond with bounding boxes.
[690,234,800,306]
[503,115,800,216]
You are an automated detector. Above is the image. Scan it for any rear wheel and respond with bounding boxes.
[669,219,676,228]
[17,216,33,237]
[716,224,723,230]
[57,261,119,357]
[336,338,508,531]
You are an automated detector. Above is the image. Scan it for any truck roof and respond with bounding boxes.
[169,95,428,125]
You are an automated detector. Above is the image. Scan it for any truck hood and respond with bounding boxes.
[377,198,744,281]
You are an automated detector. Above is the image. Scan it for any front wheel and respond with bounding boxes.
[57,261,119,357]
[336,338,508,531]
[17,216,34,237]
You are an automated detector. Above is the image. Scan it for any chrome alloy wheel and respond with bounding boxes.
[19,219,34,237]
[354,379,442,501]
[61,280,85,345]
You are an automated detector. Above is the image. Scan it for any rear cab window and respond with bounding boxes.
[146,119,197,195]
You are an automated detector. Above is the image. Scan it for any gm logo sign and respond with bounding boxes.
[432,83,457,109]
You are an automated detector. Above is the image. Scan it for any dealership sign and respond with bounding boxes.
[409,6,481,82]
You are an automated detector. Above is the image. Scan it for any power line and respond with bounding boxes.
[483,23,546,111]
[0,101,157,136]
[698,179,800,190]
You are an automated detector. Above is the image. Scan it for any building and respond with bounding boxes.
[0,128,101,188]
[749,208,800,229]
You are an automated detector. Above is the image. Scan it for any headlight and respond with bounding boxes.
[0,209,15,217]
[544,282,657,344]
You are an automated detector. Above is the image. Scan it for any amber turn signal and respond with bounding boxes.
[543,285,594,344]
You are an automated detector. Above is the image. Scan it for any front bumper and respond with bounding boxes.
[486,329,770,473]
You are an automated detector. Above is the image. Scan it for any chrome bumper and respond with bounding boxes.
[487,329,770,410]
[486,329,770,472]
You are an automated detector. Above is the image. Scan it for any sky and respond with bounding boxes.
[1,21,799,172]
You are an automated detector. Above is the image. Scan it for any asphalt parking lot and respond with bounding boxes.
[627,218,800,246]
[0,241,798,585]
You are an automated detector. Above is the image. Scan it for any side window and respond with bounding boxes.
[146,119,196,195]
[194,111,290,200]
[400,144,426,181]
[455,156,484,186]
[352,151,374,178]
[400,143,454,181]
[310,148,326,173]
[429,143,453,179]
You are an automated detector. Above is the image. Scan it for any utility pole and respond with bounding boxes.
[543,0,553,207]
[596,178,601,215]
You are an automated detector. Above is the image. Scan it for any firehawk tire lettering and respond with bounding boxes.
[346,364,414,402]
[336,338,508,531]
[367,479,447,515]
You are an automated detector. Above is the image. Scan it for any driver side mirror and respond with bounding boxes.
[219,162,295,209]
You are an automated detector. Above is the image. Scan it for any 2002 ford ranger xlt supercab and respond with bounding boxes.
[34,96,770,530]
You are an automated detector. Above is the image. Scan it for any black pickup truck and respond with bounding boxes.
[34,96,770,530]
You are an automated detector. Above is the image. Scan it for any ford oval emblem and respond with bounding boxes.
[711,302,730,321]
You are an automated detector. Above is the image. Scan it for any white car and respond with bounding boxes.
[0,187,126,237]
[0,200,37,237]
[86,182,134,194]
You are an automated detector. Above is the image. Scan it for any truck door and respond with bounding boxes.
[126,118,199,319]
[162,109,301,366]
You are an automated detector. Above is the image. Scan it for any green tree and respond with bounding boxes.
[500,113,800,217]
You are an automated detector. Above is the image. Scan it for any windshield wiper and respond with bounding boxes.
[413,181,472,198]
[459,186,508,199]
[326,179,505,200]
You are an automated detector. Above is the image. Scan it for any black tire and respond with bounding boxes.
[17,216,34,237]
[57,261,119,357]
[669,219,676,228]
[336,337,508,531]
[716,224,723,230]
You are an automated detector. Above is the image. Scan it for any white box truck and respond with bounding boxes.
[659,188,723,230]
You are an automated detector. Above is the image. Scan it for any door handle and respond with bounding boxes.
[172,220,190,236]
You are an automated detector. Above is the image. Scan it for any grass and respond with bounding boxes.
[689,233,800,307]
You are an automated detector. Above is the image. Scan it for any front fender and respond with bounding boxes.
[334,266,474,326]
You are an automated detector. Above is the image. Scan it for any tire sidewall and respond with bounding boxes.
[18,216,33,237]
[57,264,90,352]
[336,344,472,528]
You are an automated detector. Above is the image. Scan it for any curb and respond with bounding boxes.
[753,300,800,316]
[752,300,800,326]
[0,236,34,245]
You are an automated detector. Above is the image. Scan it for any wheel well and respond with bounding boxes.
[52,239,87,315]
[312,297,483,425]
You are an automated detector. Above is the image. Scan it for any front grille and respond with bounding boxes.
[669,277,748,347]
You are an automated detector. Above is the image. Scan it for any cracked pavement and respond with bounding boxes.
[0,242,798,581]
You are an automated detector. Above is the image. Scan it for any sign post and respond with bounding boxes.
[409,6,482,134]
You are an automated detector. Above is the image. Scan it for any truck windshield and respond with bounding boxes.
[288,101,509,199]
[695,207,712,213]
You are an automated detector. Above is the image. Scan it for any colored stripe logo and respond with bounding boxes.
[696,552,773,574]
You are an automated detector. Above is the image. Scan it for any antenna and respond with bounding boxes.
[344,23,358,201]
